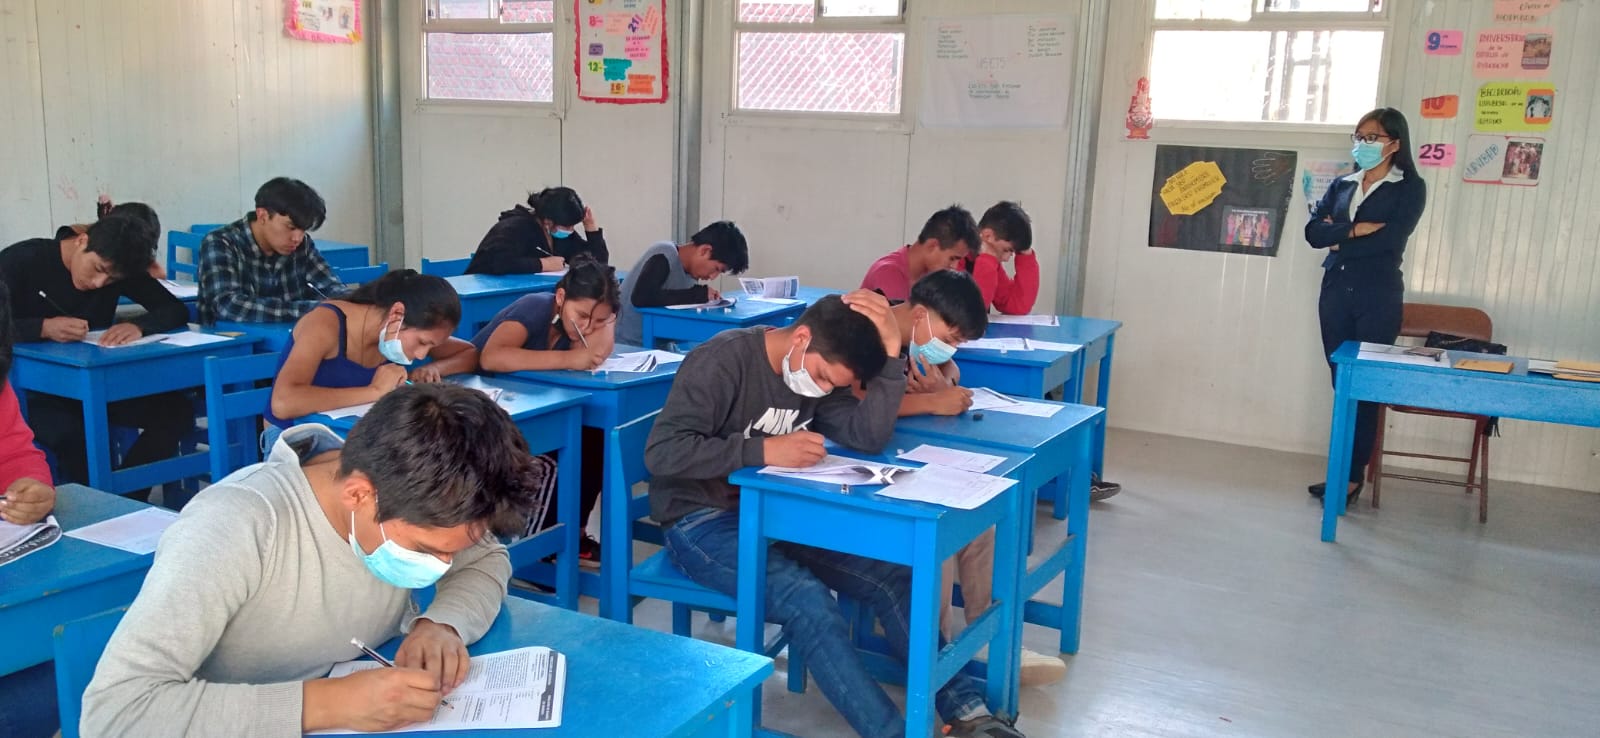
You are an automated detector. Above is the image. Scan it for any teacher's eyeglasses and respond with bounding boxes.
[1350,133,1393,144]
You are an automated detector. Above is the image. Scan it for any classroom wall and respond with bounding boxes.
[1084,0,1600,491]
[0,0,374,249]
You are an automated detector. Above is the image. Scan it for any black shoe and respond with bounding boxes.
[1308,482,1326,498]
[946,715,1025,737]
[1090,475,1121,502]
[1346,482,1364,506]
[578,533,601,568]
[1308,482,1363,505]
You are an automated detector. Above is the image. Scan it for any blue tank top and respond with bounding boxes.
[265,303,384,428]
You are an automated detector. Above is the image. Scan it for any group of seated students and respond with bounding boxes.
[0,176,1061,737]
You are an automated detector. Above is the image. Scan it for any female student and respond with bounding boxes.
[266,270,477,432]
[1304,107,1427,503]
[474,256,619,559]
[464,186,608,275]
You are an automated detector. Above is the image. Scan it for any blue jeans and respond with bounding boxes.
[0,661,59,738]
[664,507,987,738]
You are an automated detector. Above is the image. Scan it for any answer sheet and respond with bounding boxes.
[875,465,1016,510]
[967,387,1020,412]
[664,297,736,310]
[318,647,567,733]
[897,444,1005,474]
[962,337,1031,352]
[982,399,1065,418]
[761,455,913,486]
[987,315,1059,326]
[64,507,177,555]
[159,331,234,347]
[1022,339,1082,353]
[79,331,167,349]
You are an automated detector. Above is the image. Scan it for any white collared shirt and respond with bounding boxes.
[1343,166,1406,221]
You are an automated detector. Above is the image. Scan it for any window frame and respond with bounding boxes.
[1146,0,1392,134]
[418,0,563,115]
[728,0,912,127]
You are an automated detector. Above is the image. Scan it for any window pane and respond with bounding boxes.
[1154,0,1252,21]
[1262,0,1377,11]
[426,32,554,103]
[1150,30,1381,124]
[434,0,492,20]
[822,0,900,17]
[736,31,904,114]
[501,0,553,23]
[739,0,816,23]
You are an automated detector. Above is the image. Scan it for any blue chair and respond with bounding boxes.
[54,607,128,738]
[202,354,282,483]
[166,230,204,283]
[188,223,227,235]
[336,262,388,286]
[420,256,472,277]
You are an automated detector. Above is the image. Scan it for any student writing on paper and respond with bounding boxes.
[475,256,619,559]
[617,221,750,346]
[56,200,167,280]
[266,271,477,439]
[859,205,978,303]
[0,213,195,497]
[197,177,345,324]
[966,201,1040,316]
[465,186,608,275]
[82,385,540,736]
[645,293,1025,738]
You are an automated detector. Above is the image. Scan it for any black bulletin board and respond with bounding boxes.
[1148,145,1297,257]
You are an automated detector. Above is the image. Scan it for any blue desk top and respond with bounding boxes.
[310,375,590,433]
[446,273,561,297]
[797,286,843,305]
[502,345,682,390]
[0,485,154,609]
[1331,342,1578,387]
[638,296,803,325]
[378,597,772,738]
[895,399,1104,452]
[313,239,369,253]
[10,331,261,368]
[958,317,1121,364]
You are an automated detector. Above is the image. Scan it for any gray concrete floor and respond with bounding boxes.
[578,429,1600,737]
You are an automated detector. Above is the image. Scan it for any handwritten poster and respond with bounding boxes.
[1160,162,1226,216]
[284,0,360,43]
[1476,82,1555,131]
[1493,0,1555,24]
[1474,29,1552,78]
[1149,145,1297,257]
[1462,134,1545,186]
[920,15,1075,129]
[576,0,667,104]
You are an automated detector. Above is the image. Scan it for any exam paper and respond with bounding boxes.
[594,352,665,373]
[325,386,504,419]
[740,276,799,299]
[159,279,199,299]
[0,515,61,567]
[962,337,1030,352]
[638,349,686,365]
[537,268,569,277]
[967,387,1020,412]
[748,297,803,305]
[761,455,914,486]
[64,507,177,555]
[1356,342,1450,368]
[80,331,167,349]
[897,444,1005,474]
[159,331,234,347]
[987,315,1059,326]
[664,297,736,310]
[875,465,1017,510]
[983,399,1065,418]
[1023,339,1082,353]
[318,647,567,734]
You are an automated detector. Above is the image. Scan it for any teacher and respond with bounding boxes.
[1304,107,1427,504]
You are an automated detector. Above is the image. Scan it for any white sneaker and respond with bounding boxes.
[969,646,1067,687]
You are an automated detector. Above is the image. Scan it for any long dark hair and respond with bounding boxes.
[525,187,585,228]
[0,281,13,380]
[344,269,461,330]
[556,254,620,313]
[1360,107,1417,175]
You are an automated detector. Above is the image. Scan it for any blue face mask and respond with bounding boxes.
[910,313,958,366]
[349,511,451,589]
[550,228,574,239]
[1352,140,1388,171]
[377,316,413,366]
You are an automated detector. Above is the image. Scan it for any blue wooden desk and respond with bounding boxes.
[1321,343,1600,542]
[896,400,1104,656]
[796,285,843,305]
[0,485,155,676]
[729,432,1032,734]
[444,274,561,340]
[210,321,297,353]
[313,239,370,269]
[312,375,590,609]
[638,298,806,349]
[372,597,771,737]
[9,332,261,494]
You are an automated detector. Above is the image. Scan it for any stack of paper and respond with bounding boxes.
[963,337,1031,352]
[0,515,61,566]
[159,279,199,299]
[739,276,799,299]
[537,268,569,277]
[1357,342,1449,368]
[319,646,567,734]
[875,465,1017,510]
[760,455,914,487]
[988,315,1059,326]
[64,508,177,555]
[325,385,505,420]
[1530,359,1600,383]
[897,444,1005,473]
[665,297,736,310]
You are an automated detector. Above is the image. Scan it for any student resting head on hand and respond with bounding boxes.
[465,186,609,275]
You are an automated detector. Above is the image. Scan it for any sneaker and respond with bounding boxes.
[945,714,1025,737]
[1090,475,1121,502]
[578,533,601,568]
[1018,647,1066,687]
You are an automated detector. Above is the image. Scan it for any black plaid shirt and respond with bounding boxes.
[197,216,342,324]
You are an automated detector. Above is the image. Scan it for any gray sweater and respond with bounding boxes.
[644,327,907,525]
[81,425,511,738]
[618,240,701,346]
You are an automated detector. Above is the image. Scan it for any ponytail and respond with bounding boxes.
[524,187,585,228]
[345,269,462,330]
[556,254,621,313]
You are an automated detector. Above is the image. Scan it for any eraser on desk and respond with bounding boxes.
[971,412,984,421]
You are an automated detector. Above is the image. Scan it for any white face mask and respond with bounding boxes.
[377,316,413,366]
[782,337,828,398]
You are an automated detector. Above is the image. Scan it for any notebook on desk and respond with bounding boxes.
[0,516,61,567]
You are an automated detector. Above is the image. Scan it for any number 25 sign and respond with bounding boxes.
[1417,143,1456,168]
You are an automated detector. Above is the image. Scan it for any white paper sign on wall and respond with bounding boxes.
[920,14,1075,129]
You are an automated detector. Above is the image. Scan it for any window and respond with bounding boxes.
[734,0,906,115]
[423,0,555,104]
[1149,0,1385,125]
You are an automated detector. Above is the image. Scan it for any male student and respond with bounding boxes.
[82,384,539,736]
[0,213,194,495]
[969,201,1040,315]
[616,220,750,346]
[56,200,166,279]
[860,205,979,303]
[646,291,1025,738]
[198,176,343,324]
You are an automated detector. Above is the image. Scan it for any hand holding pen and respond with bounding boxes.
[351,639,455,711]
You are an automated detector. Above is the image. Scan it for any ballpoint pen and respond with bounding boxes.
[349,638,455,710]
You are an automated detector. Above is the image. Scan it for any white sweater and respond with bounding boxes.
[82,425,511,737]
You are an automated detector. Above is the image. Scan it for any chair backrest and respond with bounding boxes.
[54,607,129,738]
[167,230,204,282]
[336,262,389,287]
[600,410,661,618]
[1400,303,1493,342]
[421,256,472,277]
[188,223,227,235]
[203,353,283,483]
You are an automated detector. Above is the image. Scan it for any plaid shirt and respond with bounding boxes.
[197,216,343,324]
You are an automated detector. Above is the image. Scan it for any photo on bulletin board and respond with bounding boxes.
[575,0,668,104]
[284,0,360,43]
[1148,145,1298,257]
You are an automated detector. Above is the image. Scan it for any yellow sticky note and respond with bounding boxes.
[1160,161,1227,216]
[1475,82,1555,132]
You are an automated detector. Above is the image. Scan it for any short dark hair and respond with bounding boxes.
[527,187,586,228]
[557,254,620,312]
[253,177,327,232]
[345,269,462,331]
[690,221,750,275]
[916,205,979,252]
[979,201,1032,252]
[0,281,13,380]
[909,270,988,343]
[107,202,161,235]
[341,384,538,538]
[84,213,159,279]
[793,295,888,384]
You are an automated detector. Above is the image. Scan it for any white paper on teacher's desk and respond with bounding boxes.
[897,444,1006,474]
[761,455,914,486]
[983,399,1064,418]
[64,507,178,555]
[875,465,1017,510]
[316,646,567,734]
[1356,342,1449,368]
[967,387,1020,412]
[740,276,799,299]
[988,314,1058,326]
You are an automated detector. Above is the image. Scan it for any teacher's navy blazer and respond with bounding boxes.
[1305,169,1427,290]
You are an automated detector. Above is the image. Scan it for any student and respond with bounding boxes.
[646,291,1025,738]
[81,384,539,736]
[198,176,344,324]
[616,221,750,346]
[475,256,619,559]
[465,187,609,275]
[266,270,477,434]
[0,213,194,495]
[969,201,1040,315]
[860,205,979,303]
[56,201,167,279]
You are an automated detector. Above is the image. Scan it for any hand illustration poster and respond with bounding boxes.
[1149,145,1297,257]
[576,0,668,104]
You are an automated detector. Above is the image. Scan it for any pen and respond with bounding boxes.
[576,325,607,376]
[37,290,73,317]
[349,639,455,710]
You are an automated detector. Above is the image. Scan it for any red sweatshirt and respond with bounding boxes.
[0,383,51,490]
[972,250,1040,315]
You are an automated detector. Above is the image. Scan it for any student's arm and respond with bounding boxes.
[417,337,478,379]
[1304,181,1352,249]
[470,230,546,276]
[630,254,709,307]
[303,244,345,300]
[119,274,190,334]
[0,384,52,517]
[985,251,1040,315]
[1331,178,1428,263]
[201,237,319,323]
[578,227,609,264]
[405,536,510,646]
[479,322,594,372]
[0,252,45,341]
[813,359,906,453]
[644,349,764,478]
[269,310,405,420]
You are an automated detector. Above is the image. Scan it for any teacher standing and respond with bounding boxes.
[1304,107,1427,504]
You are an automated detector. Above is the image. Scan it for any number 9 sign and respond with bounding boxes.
[1423,29,1462,56]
